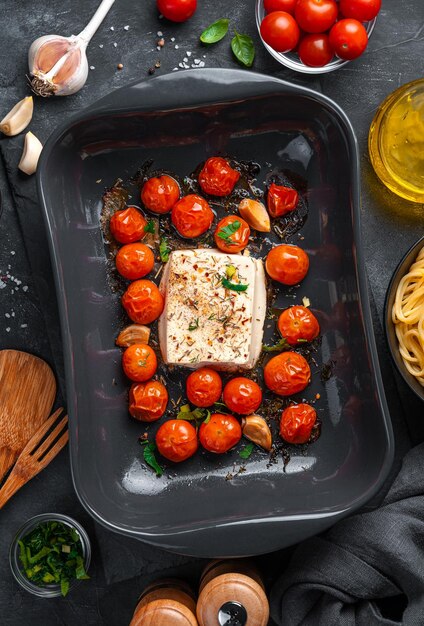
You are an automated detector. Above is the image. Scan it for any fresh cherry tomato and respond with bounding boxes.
[264,352,311,396]
[122,344,158,382]
[110,207,147,244]
[339,0,381,21]
[199,413,242,454]
[264,0,297,15]
[198,157,240,197]
[266,244,309,285]
[295,0,338,33]
[156,419,198,462]
[122,279,164,324]
[280,403,317,443]
[223,377,262,416]
[141,175,180,214]
[214,215,251,253]
[115,243,155,280]
[156,0,197,22]
[186,368,223,408]
[278,306,320,345]
[171,194,214,239]
[329,19,368,60]
[298,33,334,67]
[129,380,168,422]
[260,11,300,52]
[267,183,299,218]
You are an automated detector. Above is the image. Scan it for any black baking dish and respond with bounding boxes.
[37,69,394,557]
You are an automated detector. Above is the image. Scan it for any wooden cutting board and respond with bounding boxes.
[0,350,56,482]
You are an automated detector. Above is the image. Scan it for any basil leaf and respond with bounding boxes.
[239,442,255,459]
[142,442,164,477]
[200,18,229,44]
[159,238,171,263]
[231,31,255,68]
[144,219,155,233]
[221,278,248,292]
[217,220,240,242]
[262,338,291,353]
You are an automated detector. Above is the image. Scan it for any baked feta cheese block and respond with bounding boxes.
[158,248,266,370]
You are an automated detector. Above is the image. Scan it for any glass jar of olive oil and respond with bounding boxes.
[369,78,424,203]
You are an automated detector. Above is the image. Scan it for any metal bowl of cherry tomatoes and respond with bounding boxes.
[255,0,380,73]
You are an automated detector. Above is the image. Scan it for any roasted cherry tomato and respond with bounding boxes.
[115,243,155,280]
[186,368,223,408]
[129,380,168,422]
[266,244,309,285]
[298,34,334,67]
[171,194,214,239]
[223,378,262,415]
[141,175,180,214]
[122,344,158,382]
[295,0,338,33]
[156,0,197,22]
[214,215,251,253]
[264,352,311,396]
[260,11,300,53]
[278,306,320,345]
[110,207,147,244]
[156,419,198,462]
[329,19,368,60]
[122,279,164,324]
[267,183,299,218]
[339,0,381,21]
[198,157,240,197]
[264,0,297,15]
[199,413,242,454]
[280,403,317,443]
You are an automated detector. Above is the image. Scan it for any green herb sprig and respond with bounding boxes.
[239,442,255,459]
[159,238,171,263]
[217,220,240,243]
[140,440,164,477]
[144,219,155,234]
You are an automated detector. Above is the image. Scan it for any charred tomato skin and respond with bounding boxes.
[122,279,164,325]
[199,413,242,454]
[171,194,214,238]
[198,157,240,197]
[280,403,317,444]
[129,380,168,422]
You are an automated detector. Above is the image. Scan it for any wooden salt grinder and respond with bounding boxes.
[130,578,198,626]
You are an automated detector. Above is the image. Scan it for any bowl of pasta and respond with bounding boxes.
[385,235,424,401]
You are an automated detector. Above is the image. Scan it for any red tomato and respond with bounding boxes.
[223,378,262,416]
[267,183,299,218]
[156,420,198,462]
[156,0,197,22]
[339,0,381,21]
[122,344,158,382]
[214,215,251,253]
[266,245,309,285]
[198,157,240,197]
[329,19,368,60]
[122,279,164,324]
[129,381,168,422]
[264,352,311,396]
[264,0,297,15]
[295,0,338,33]
[199,414,242,454]
[298,34,334,67]
[186,368,223,407]
[278,306,320,345]
[280,403,317,443]
[141,175,180,214]
[171,194,214,239]
[110,207,147,244]
[260,12,300,53]
[115,243,155,280]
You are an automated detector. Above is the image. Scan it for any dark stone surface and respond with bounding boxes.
[0,0,423,624]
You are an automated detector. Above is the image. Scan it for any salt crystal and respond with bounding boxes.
[90,66,95,70]
[171,37,175,42]
[21,324,28,328]
[11,312,15,317]
[183,63,189,69]
[113,42,118,47]
[5,313,10,318]
[124,25,130,31]
[172,67,179,71]
[178,62,185,68]
[5,327,10,333]
[10,251,15,255]
[157,46,161,51]
[194,59,201,64]
[22,286,28,292]
[203,55,207,58]
[99,44,104,48]
[110,26,115,31]
[198,61,206,67]
[187,51,192,57]
[157,31,163,37]
[0,280,5,290]
[175,44,179,49]
[183,57,188,62]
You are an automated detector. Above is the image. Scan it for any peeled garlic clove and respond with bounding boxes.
[0,96,34,136]
[238,199,271,232]
[241,415,272,451]
[116,324,151,348]
[18,131,43,175]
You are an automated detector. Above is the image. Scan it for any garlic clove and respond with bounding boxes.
[116,324,151,348]
[238,199,271,232]
[18,132,43,176]
[241,415,272,451]
[0,96,34,136]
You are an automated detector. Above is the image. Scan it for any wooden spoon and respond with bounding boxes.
[0,350,56,481]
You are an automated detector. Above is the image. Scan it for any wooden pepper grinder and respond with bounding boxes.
[130,578,198,626]
[196,560,269,626]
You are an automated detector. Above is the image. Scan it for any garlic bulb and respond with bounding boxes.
[18,132,43,175]
[0,96,34,136]
[28,0,115,97]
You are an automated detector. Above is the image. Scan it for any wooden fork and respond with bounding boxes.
[0,408,68,509]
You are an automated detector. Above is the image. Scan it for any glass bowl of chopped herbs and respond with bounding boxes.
[10,513,91,598]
